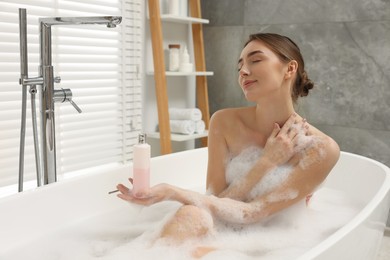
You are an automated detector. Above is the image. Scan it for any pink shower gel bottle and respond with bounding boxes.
[132,133,150,196]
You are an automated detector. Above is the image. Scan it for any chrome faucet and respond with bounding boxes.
[18,9,122,190]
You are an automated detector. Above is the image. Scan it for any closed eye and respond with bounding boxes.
[237,60,243,71]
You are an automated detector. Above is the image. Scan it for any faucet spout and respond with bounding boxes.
[39,16,122,28]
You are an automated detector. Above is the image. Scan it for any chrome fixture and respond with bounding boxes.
[18,8,122,191]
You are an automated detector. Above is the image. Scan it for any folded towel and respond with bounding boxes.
[194,120,205,134]
[169,108,202,121]
[170,120,195,135]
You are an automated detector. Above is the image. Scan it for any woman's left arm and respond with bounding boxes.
[116,181,266,224]
[116,136,340,225]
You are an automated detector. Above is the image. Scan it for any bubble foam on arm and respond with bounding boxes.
[219,156,277,201]
[170,186,268,224]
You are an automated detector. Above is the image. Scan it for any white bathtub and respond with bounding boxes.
[0,148,389,259]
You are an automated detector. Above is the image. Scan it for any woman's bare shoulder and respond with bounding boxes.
[210,108,243,129]
[306,125,340,169]
[211,107,250,118]
[211,107,253,125]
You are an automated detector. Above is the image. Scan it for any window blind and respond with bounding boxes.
[0,0,143,189]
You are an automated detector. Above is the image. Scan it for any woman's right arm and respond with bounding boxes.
[207,110,278,201]
[217,114,309,201]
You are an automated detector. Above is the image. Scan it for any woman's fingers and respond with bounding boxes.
[291,119,312,151]
[287,118,307,139]
[287,125,298,139]
[116,184,136,201]
[117,183,130,194]
[278,113,297,136]
[116,185,151,204]
[271,123,281,137]
[116,183,166,206]
[264,115,311,166]
[281,115,309,140]
[117,192,133,201]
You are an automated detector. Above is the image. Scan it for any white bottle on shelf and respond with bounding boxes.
[180,45,193,72]
[169,44,180,71]
[180,0,188,17]
[168,0,179,16]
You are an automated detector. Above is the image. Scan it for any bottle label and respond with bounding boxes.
[132,168,150,195]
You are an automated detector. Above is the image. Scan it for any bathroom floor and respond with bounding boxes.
[377,230,390,260]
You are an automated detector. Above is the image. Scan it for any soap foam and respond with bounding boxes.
[249,164,293,199]
[204,196,266,225]
[225,146,295,200]
[201,188,359,260]
[264,188,299,203]
[225,146,262,185]
[1,188,359,260]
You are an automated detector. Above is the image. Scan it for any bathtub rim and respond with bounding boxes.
[298,151,390,259]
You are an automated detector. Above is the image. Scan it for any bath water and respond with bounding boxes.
[1,186,359,260]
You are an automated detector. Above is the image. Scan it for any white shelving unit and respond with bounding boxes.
[145,0,212,155]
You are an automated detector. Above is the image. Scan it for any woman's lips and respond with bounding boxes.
[243,80,257,89]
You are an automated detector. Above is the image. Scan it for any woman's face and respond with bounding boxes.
[238,40,288,102]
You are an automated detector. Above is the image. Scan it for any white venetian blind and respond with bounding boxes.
[0,0,143,189]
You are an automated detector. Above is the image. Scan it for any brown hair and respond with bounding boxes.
[244,33,314,102]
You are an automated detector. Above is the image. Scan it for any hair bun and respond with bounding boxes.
[299,71,314,97]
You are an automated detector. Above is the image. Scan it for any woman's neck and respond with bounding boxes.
[254,98,295,138]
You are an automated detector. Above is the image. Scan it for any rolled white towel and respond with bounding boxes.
[169,108,202,121]
[194,120,205,134]
[170,120,195,135]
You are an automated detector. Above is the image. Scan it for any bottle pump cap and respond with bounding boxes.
[138,133,147,144]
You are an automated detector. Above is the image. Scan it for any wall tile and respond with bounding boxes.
[292,22,390,131]
[201,0,244,26]
[205,23,390,131]
[346,21,390,82]
[244,0,390,25]
[313,124,390,167]
[203,26,249,113]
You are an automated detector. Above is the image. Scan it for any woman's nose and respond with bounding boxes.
[239,64,249,77]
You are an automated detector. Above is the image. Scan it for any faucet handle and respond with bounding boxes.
[53,88,82,113]
[68,99,82,113]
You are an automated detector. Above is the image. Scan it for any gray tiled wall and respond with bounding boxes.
[201,0,390,225]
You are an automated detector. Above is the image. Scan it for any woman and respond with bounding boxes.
[116,33,340,255]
